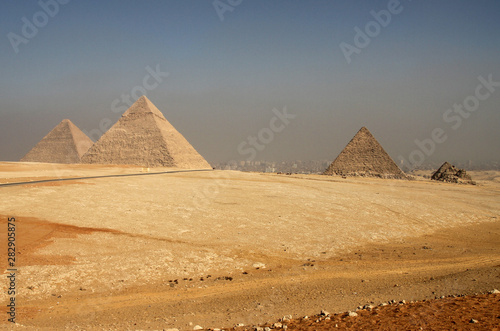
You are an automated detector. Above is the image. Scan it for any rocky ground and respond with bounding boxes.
[0,162,499,330]
[230,292,500,330]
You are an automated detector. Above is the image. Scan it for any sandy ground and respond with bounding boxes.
[0,162,499,330]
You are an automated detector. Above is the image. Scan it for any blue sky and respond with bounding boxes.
[1,0,499,168]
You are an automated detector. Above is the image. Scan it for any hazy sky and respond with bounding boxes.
[1,0,499,168]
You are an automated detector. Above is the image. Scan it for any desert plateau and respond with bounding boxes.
[1,162,499,330]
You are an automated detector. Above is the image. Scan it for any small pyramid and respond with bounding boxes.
[323,127,407,179]
[431,162,474,184]
[20,119,94,164]
[81,96,211,168]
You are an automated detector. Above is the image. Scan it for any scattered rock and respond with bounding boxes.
[431,162,475,184]
[490,289,500,294]
[470,319,479,324]
[272,322,282,328]
[348,311,358,317]
[235,323,245,327]
[281,315,292,321]
[193,325,203,330]
[320,310,330,316]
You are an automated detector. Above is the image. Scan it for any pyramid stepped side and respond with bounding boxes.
[431,162,474,184]
[143,97,211,169]
[81,96,211,169]
[20,119,94,164]
[323,127,407,179]
[67,120,97,158]
[152,115,212,169]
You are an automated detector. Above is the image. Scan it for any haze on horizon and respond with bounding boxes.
[1,0,499,169]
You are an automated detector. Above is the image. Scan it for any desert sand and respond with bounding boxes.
[1,162,499,330]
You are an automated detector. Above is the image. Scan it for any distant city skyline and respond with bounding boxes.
[1,1,499,166]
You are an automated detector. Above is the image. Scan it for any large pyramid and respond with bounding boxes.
[21,119,94,164]
[81,96,211,169]
[323,127,407,179]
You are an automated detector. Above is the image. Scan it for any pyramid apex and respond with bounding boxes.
[122,95,165,119]
[60,119,74,126]
[136,95,149,102]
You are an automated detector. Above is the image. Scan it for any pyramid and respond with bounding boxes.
[81,96,211,169]
[20,119,94,164]
[431,162,475,184]
[323,127,407,179]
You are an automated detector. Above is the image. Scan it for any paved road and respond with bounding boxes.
[0,168,213,188]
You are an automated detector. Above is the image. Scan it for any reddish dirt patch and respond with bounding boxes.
[234,293,500,330]
[0,215,119,268]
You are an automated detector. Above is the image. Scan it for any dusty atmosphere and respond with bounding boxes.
[1,162,499,330]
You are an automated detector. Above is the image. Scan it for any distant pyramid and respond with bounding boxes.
[431,162,475,184]
[323,127,407,179]
[81,96,211,168]
[21,119,94,164]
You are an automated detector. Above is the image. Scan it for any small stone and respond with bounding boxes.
[264,327,271,331]
[281,314,292,321]
[273,322,282,328]
[348,311,358,317]
[235,323,245,327]
[490,289,500,294]
[254,327,264,331]
[193,326,203,330]
[252,262,266,269]
[470,319,478,324]
[302,316,309,320]
[320,310,330,316]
